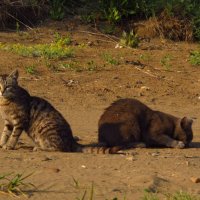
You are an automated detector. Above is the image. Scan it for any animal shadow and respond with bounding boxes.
[189,142,200,148]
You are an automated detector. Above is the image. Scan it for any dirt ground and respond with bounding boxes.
[0,18,200,200]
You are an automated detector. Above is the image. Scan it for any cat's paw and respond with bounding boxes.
[33,146,42,152]
[175,141,185,149]
[0,142,5,148]
[135,142,146,148]
[2,145,14,150]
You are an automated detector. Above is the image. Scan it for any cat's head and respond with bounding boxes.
[175,117,193,147]
[0,69,19,99]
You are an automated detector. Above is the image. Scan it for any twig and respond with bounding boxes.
[185,156,200,159]
[96,39,116,43]
[78,30,118,43]
[5,12,33,30]
[134,66,161,79]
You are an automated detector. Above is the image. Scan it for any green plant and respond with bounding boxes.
[0,42,73,59]
[86,60,98,71]
[119,30,139,48]
[166,191,199,200]
[60,62,82,72]
[71,176,80,189]
[100,24,116,34]
[0,172,36,197]
[160,54,173,70]
[81,14,96,24]
[98,0,200,41]
[105,6,121,24]
[142,190,199,200]
[45,60,59,71]
[16,22,20,34]
[25,65,37,75]
[77,183,94,200]
[193,18,200,40]
[142,192,159,200]
[102,53,119,65]
[139,53,152,64]
[189,50,200,66]
[49,0,65,20]
[54,32,71,46]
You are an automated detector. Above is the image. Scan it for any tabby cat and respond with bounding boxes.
[0,70,118,153]
[98,98,193,149]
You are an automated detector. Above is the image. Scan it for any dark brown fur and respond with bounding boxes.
[98,98,193,149]
[0,70,118,153]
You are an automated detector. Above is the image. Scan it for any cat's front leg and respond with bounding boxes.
[0,121,13,148]
[167,139,185,148]
[149,134,185,148]
[2,125,23,150]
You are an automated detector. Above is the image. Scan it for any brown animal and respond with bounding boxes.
[98,98,193,149]
[0,70,118,153]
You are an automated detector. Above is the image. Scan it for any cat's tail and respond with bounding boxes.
[82,146,122,154]
[72,143,122,154]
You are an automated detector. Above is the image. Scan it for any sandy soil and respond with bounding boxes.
[0,18,200,200]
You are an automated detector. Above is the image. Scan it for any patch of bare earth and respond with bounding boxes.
[0,18,200,199]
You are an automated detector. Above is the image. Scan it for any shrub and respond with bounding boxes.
[189,50,200,66]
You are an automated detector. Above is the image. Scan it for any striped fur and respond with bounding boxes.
[0,70,119,154]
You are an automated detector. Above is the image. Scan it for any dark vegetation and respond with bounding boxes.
[0,0,200,41]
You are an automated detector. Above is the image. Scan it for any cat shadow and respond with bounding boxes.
[16,142,33,151]
[189,142,200,148]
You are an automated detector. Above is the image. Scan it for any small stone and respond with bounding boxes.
[52,168,60,173]
[190,177,200,183]
[112,188,122,193]
[126,156,134,161]
[42,156,52,161]
[45,167,60,173]
[151,152,159,157]
[135,80,143,84]
[140,86,150,91]
[115,43,123,49]
[186,161,189,166]
[81,165,86,168]
[87,41,93,46]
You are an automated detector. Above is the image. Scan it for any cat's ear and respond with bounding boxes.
[180,117,193,129]
[9,69,19,80]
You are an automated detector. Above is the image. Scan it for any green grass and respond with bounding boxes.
[102,53,119,65]
[54,32,72,46]
[0,172,36,197]
[0,33,73,60]
[189,50,200,66]
[119,30,139,48]
[143,192,159,200]
[160,54,173,71]
[139,53,152,64]
[0,43,73,59]
[25,65,37,75]
[60,62,82,72]
[166,191,200,200]
[142,191,200,200]
[86,60,98,71]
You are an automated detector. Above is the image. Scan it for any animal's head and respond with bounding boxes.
[175,117,193,147]
[0,69,19,99]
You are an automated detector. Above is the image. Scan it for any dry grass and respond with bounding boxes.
[136,10,193,41]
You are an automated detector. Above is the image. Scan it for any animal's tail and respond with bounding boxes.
[82,146,122,154]
[72,143,122,154]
